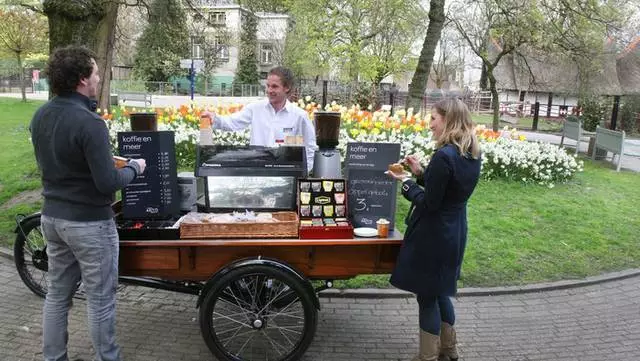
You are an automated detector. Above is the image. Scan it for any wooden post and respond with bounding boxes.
[532,102,540,131]
[611,95,620,130]
[322,80,328,109]
[389,91,395,114]
[547,93,553,118]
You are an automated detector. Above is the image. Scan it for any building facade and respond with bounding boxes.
[188,0,288,86]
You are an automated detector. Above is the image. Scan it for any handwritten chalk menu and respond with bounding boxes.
[117,131,178,219]
[344,142,401,229]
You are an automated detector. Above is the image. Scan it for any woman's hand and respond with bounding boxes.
[402,155,424,176]
[200,110,215,127]
[385,170,407,181]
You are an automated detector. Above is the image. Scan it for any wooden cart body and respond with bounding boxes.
[119,232,403,281]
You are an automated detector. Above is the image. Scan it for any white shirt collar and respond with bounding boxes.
[267,99,292,114]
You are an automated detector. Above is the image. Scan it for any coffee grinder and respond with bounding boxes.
[312,111,342,178]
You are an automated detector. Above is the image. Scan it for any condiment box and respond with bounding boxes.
[297,178,353,239]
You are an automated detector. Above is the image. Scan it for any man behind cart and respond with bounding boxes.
[201,66,318,172]
[30,45,146,361]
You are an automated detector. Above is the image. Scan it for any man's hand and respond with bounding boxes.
[130,158,146,174]
[402,155,423,176]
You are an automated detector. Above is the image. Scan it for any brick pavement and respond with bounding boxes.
[1,257,640,361]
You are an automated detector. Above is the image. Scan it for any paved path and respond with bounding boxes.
[2,258,640,361]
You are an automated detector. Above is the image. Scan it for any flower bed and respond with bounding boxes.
[103,100,582,186]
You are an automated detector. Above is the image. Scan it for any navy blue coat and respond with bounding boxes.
[390,144,481,297]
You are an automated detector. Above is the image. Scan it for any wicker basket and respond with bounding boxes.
[179,212,299,239]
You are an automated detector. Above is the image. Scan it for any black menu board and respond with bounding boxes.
[344,142,401,229]
[117,131,178,219]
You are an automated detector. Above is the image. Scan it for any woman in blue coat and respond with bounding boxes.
[387,98,481,361]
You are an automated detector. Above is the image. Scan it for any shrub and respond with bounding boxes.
[580,95,609,131]
[619,96,640,134]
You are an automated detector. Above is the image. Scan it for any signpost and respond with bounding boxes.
[180,59,205,101]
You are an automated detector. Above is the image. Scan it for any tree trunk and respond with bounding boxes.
[406,0,445,112]
[479,62,488,91]
[43,0,119,109]
[94,1,119,111]
[17,52,26,102]
[488,70,500,131]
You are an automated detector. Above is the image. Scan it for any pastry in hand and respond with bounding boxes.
[388,163,405,174]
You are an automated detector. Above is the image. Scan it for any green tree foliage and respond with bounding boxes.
[133,0,189,84]
[234,11,259,85]
[285,0,427,84]
[0,8,48,101]
[237,0,289,12]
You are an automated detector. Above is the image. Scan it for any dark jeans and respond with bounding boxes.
[417,294,455,335]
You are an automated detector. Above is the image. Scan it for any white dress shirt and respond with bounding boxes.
[212,99,318,171]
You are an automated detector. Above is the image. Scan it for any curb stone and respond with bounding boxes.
[3,245,639,298]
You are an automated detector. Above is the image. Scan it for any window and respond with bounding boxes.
[209,11,226,26]
[260,44,273,65]
[191,36,204,59]
[214,37,229,61]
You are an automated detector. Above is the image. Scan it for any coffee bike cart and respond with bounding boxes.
[13,109,406,360]
[13,209,402,361]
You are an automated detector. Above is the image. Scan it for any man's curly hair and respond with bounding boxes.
[45,45,96,96]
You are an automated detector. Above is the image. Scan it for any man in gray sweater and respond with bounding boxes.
[30,45,145,361]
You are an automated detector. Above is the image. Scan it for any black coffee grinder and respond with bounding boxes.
[312,111,342,178]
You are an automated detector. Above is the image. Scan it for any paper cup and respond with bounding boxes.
[376,218,390,238]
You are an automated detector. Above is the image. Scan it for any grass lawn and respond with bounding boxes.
[1,97,638,289]
[0,98,44,247]
[337,160,640,288]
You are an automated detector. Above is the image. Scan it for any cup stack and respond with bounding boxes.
[199,114,213,146]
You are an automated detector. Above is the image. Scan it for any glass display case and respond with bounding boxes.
[200,176,296,211]
[195,145,307,212]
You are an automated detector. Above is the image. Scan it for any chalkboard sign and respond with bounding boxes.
[117,131,179,219]
[344,142,401,229]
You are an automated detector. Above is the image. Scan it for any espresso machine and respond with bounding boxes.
[312,111,342,178]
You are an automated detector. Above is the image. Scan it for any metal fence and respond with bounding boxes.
[111,80,264,97]
[0,79,34,93]
[294,81,497,114]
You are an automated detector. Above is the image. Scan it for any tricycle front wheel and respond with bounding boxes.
[14,215,48,298]
[199,264,318,361]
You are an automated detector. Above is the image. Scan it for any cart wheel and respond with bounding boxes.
[199,264,318,361]
[14,215,48,298]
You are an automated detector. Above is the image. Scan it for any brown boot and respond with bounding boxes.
[411,329,440,361]
[440,322,459,360]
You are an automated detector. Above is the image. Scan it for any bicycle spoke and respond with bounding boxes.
[260,329,288,357]
[212,311,251,329]
[234,330,257,358]
[267,319,298,346]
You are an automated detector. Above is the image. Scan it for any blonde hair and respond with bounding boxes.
[432,98,480,159]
